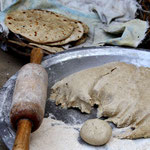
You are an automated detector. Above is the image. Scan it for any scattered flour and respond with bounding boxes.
[30,116,150,150]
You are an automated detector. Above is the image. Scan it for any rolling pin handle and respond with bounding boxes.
[30,48,43,64]
[12,47,44,150]
[12,119,32,150]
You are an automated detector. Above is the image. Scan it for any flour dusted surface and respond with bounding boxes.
[12,63,48,109]
[30,117,150,150]
[30,118,84,150]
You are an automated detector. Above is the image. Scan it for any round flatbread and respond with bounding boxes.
[71,34,88,46]
[80,22,89,34]
[5,10,74,44]
[69,19,89,34]
[30,43,64,53]
[47,21,84,46]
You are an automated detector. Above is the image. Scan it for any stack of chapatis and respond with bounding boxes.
[5,9,89,54]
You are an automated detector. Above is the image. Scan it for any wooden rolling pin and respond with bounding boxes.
[10,48,48,150]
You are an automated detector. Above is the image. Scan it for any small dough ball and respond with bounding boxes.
[80,119,112,146]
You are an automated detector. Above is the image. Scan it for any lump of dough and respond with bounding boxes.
[93,64,150,139]
[50,62,150,139]
[80,119,112,146]
[50,62,119,113]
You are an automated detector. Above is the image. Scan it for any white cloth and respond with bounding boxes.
[99,19,149,47]
[92,0,138,24]
[0,0,148,48]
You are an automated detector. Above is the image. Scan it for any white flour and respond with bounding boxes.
[0,75,16,118]
[30,115,150,150]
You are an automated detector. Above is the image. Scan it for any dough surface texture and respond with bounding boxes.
[80,119,112,145]
[50,62,150,139]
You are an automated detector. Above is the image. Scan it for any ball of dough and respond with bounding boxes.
[80,119,112,146]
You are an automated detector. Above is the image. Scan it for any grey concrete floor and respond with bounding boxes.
[0,50,27,88]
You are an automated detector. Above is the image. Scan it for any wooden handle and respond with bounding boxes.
[13,119,32,150]
[30,48,43,64]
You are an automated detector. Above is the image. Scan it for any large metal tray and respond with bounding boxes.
[0,46,150,150]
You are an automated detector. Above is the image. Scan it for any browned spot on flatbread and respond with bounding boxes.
[35,21,38,25]
[34,31,37,36]
[7,17,12,19]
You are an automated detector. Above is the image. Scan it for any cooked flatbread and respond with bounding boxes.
[29,43,64,53]
[47,21,84,46]
[5,10,74,44]
[80,21,89,34]
[69,19,89,34]
[71,34,88,46]
[50,62,150,139]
